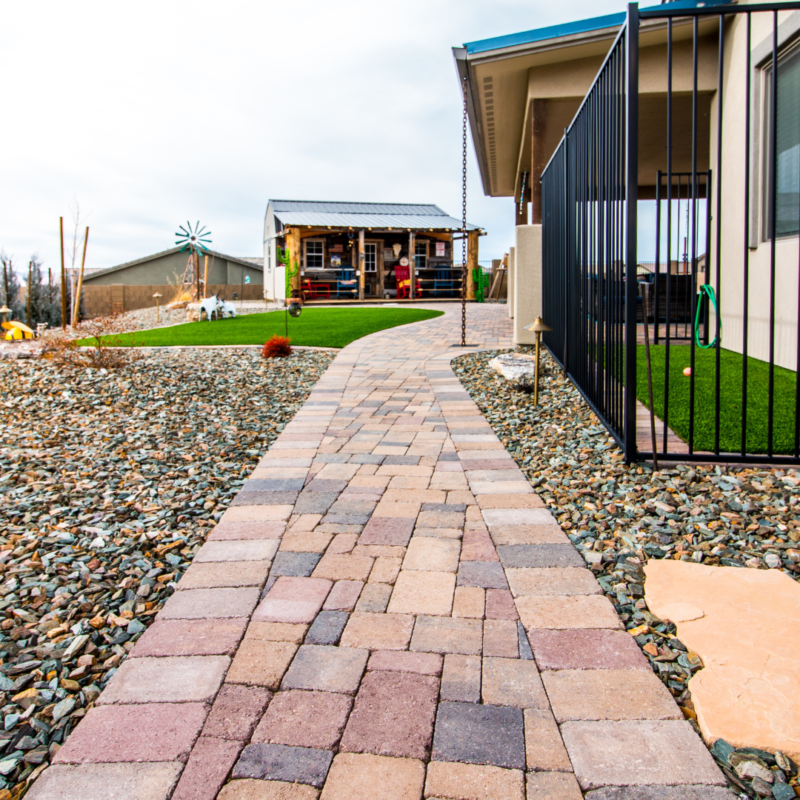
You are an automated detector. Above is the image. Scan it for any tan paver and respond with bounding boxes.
[321,753,425,799]
[424,761,525,800]
[388,570,456,616]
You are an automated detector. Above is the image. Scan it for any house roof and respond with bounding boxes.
[83,246,263,281]
[464,0,730,56]
[269,200,480,231]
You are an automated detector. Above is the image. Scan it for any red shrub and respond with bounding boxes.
[262,335,292,358]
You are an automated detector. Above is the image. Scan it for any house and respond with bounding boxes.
[81,246,264,317]
[263,200,482,302]
[456,0,800,461]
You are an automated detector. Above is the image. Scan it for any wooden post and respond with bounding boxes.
[72,226,89,326]
[59,217,67,329]
[203,255,209,298]
[26,261,32,327]
[408,232,416,300]
[358,230,365,301]
[467,230,478,301]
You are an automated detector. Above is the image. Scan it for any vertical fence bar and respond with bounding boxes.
[688,17,699,454]
[714,18,725,456]
[624,4,639,462]
[655,172,662,347]
[664,19,673,453]
[768,11,778,457]
[742,11,751,457]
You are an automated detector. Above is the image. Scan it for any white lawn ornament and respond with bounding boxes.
[218,299,237,318]
[199,294,220,321]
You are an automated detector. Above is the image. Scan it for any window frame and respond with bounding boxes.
[303,239,326,270]
[364,242,378,273]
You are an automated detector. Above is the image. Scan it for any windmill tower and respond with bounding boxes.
[174,222,212,301]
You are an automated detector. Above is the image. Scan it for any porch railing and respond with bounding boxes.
[541,1,800,464]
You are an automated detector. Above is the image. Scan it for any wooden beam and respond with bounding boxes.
[467,230,479,301]
[408,232,416,300]
[358,230,365,301]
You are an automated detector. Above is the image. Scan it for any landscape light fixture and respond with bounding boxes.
[0,306,10,323]
[284,293,303,338]
[523,316,552,406]
[152,293,163,324]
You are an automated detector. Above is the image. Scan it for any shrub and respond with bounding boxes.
[262,335,292,358]
[41,313,140,371]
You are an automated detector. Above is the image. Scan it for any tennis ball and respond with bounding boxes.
[683,367,692,377]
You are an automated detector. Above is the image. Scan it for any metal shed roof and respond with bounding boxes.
[269,200,480,231]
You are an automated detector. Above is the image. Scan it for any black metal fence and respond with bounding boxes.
[542,1,800,464]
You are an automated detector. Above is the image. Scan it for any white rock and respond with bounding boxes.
[489,353,538,383]
[764,552,782,569]
[90,536,106,550]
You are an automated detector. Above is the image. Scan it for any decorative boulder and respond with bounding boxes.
[489,353,538,383]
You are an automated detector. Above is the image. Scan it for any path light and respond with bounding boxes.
[0,306,10,324]
[152,293,162,324]
[524,317,552,406]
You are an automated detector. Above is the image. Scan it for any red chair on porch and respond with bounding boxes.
[395,265,421,299]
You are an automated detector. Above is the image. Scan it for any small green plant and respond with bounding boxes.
[262,335,292,358]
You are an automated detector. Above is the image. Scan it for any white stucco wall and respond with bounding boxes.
[508,246,516,319]
[513,225,542,346]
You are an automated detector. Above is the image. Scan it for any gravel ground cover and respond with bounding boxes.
[0,348,334,799]
[454,348,800,800]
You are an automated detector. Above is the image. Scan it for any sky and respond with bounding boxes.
[1,0,663,276]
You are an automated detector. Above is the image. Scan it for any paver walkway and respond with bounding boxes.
[28,304,730,800]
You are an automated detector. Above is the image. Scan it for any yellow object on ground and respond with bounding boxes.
[2,321,34,340]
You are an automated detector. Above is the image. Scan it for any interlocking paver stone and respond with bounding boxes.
[254,690,352,749]
[172,737,242,800]
[253,577,332,624]
[497,544,585,569]
[179,561,272,590]
[340,671,439,759]
[452,586,485,618]
[440,654,481,702]
[482,619,519,658]
[529,629,650,670]
[359,516,414,546]
[271,551,322,578]
[524,707,573,771]
[161,587,261,620]
[484,588,518,619]
[25,763,183,800]
[543,669,682,721]
[354,582,392,612]
[196,539,279,563]
[209,521,287,541]
[481,656,547,709]
[516,595,623,630]
[294,492,339,515]
[233,743,332,788]
[525,771,584,799]
[457,561,508,589]
[340,611,414,650]
[54,703,207,763]
[367,650,442,676]
[410,615,483,655]
[403,536,460,572]
[226,640,298,689]
[219,780,318,799]
[431,701,525,769]
[132,618,247,657]
[97,655,228,704]
[505,566,601,597]
[424,761,525,800]
[323,580,363,610]
[203,685,272,741]
[320,753,425,800]
[282,645,368,694]
[490,524,570,545]
[388,571,455,616]
[560,720,727,789]
[583,788,738,799]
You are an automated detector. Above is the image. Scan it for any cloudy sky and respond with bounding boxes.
[1,0,655,275]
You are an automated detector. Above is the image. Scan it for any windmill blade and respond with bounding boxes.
[178,224,190,236]
[196,225,208,236]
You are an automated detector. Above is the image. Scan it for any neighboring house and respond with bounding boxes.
[455,0,800,370]
[263,200,481,302]
[81,247,263,317]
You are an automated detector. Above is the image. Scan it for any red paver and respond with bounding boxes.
[54,703,207,763]
[253,690,352,749]
[367,650,443,676]
[209,521,287,541]
[202,685,272,741]
[339,671,439,759]
[359,516,414,546]
[485,589,519,620]
[529,628,650,670]
[171,737,242,800]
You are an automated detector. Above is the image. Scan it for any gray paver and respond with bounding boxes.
[305,611,349,645]
[584,788,738,800]
[457,561,509,589]
[497,544,586,569]
[271,552,322,578]
[232,743,332,787]
[294,493,339,514]
[282,644,368,694]
[431,701,525,770]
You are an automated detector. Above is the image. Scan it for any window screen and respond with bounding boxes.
[764,43,800,238]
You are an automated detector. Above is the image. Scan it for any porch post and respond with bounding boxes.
[409,232,416,300]
[467,230,478,300]
[358,230,365,301]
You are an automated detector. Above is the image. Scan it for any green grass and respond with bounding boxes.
[636,344,799,454]
[85,307,444,350]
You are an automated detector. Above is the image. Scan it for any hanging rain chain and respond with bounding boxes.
[461,76,468,347]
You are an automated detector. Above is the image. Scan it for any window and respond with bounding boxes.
[415,242,428,270]
[364,243,377,272]
[763,42,800,238]
[304,240,324,269]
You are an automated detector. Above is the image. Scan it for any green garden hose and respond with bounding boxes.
[695,284,721,349]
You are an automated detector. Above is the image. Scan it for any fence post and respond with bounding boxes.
[624,2,639,463]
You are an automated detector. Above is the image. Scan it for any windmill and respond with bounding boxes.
[174,221,212,302]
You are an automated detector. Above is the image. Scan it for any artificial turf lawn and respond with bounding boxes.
[636,344,798,454]
[87,307,444,350]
